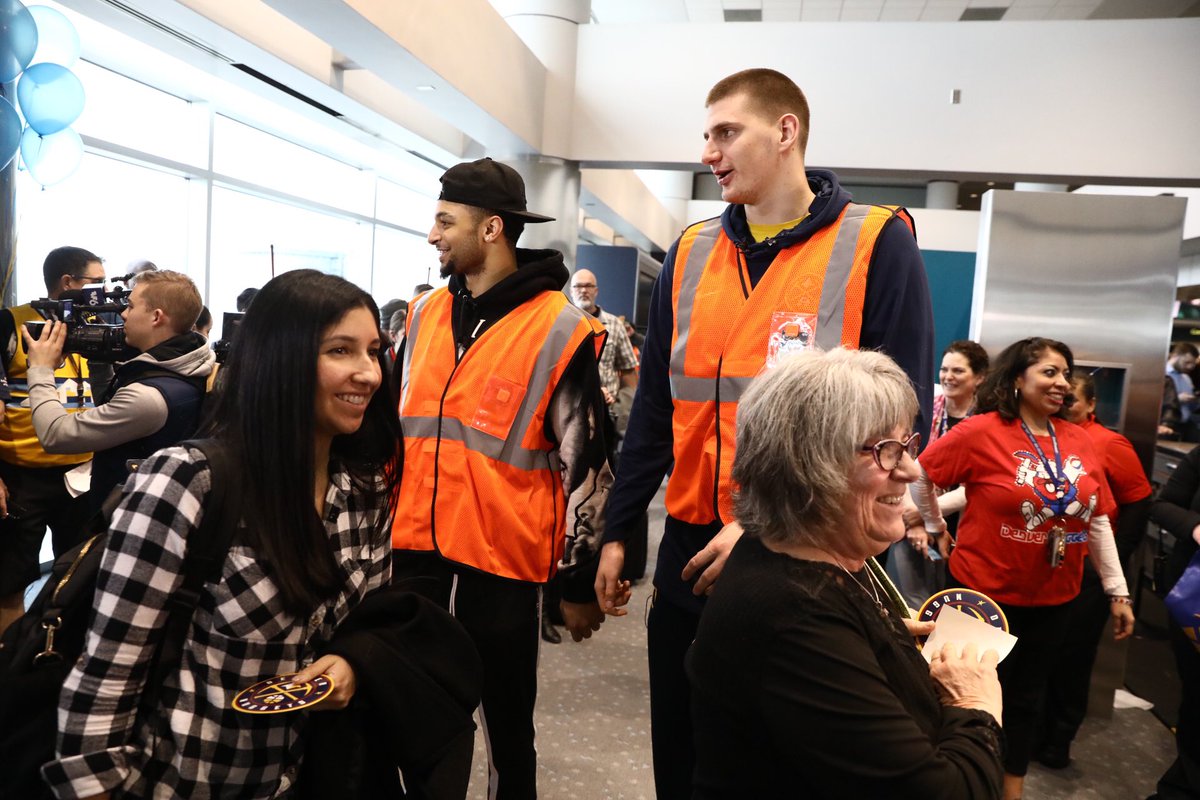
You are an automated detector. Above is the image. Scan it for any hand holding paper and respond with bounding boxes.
[921,604,1018,665]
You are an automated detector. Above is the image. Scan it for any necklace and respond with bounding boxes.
[831,557,889,618]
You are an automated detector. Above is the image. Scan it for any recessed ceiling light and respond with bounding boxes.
[416,85,437,92]
[987,181,995,186]
[970,193,979,198]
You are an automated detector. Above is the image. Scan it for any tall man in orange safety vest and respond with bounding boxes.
[594,69,936,798]
[392,158,629,800]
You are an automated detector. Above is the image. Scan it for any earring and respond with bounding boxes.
[1013,386,1020,401]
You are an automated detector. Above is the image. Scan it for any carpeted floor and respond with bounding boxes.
[466,485,1180,799]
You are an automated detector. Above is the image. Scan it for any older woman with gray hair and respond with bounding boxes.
[686,348,1005,799]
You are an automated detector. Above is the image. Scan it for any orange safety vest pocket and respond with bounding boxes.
[470,374,528,439]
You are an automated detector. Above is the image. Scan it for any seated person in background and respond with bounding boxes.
[688,348,1004,799]
[1162,374,1183,438]
[24,270,214,511]
[1166,342,1199,442]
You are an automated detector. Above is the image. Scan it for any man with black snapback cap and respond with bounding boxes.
[391,158,630,798]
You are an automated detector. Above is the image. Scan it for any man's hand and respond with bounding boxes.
[561,599,605,642]
[0,476,8,517]
[594,540,632,614]
[22,320,67,370]
[681,521,744,596]
[292,654,357,711]
[601,386,615,405]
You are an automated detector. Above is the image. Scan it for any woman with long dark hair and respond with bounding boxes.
[914,336,1134,800]
[42,270,402,798]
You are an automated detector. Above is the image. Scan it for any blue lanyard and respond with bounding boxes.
[1020,419,1067,510]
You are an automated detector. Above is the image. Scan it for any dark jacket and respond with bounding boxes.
[299,584,483,800]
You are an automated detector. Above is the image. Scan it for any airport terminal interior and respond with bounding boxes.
[4,0,1200,798]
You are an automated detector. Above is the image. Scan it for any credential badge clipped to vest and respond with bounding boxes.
[765,312,817,369]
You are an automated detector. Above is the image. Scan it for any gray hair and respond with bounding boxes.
[731,348,918,546]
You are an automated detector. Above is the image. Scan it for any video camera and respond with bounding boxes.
[26,277,135,363]
[212,311,244,366]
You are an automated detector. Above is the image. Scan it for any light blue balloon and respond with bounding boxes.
[20,125,83,187]
[17,62,85,136]
[0,95,19,169]
[0,0,38,83]
[28,5,80,67]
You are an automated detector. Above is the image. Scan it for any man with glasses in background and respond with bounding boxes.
[0,246,106,635]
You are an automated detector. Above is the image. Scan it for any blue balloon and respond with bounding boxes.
[0,95,18,169]
[28,6,80,67]
[20,125,83,187]
[0,0,37,83]
[17,62,84,136]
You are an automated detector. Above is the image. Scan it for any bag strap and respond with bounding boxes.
[146,438,239,696]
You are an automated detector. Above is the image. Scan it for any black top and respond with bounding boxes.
[1150,444,1200,589]
[687,535,1003,799]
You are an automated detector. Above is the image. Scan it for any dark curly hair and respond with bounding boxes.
[975,337,1074,421]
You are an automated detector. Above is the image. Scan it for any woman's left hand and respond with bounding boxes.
[292,654,357,711]
[1110,601,1135,641]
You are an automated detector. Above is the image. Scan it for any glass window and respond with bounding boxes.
[376,179,435,230]
[212,116,374,217]
[14,152,192,301]
[372,226,440,306]
[73,61,208,168]
[208,186,373,324]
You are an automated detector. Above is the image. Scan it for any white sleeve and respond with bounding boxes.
[1086,514,1129,597]
[911,462,947,534]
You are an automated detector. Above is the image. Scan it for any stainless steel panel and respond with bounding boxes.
[970,189,1187,473]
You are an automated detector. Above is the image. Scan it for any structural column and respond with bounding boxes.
[925,180,958,210]
[493,0,590,270]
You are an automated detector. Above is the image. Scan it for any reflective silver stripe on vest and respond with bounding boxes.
[669,219,722,400]
[669,205,876,403]
[405,300,585,472]
[814,203,873,351]
[404,416,560,472]
[400,290,437,411]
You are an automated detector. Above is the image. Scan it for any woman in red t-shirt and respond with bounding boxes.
[913,337,1135,800]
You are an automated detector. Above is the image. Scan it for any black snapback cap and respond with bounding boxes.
[438,158,555,223]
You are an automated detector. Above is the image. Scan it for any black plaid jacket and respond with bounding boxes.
[41,445,391,799]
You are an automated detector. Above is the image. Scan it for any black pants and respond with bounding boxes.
[0,460,90,595]
[1156,623,1200,799]
[647,593,702,800]
[392,554,541,800]
[1039,563,1109,749]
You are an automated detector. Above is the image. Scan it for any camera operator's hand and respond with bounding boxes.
[22,320,67,370]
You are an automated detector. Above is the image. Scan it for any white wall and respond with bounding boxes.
[573,19,1200,183]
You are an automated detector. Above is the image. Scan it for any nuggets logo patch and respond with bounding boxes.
[916,588,1009,633]
[232,673,334,714]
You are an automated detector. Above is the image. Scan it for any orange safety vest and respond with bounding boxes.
[392,287,605,583]
[666,203,914,527]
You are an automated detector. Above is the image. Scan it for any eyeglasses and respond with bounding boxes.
[571,283,596,290]
[859,432,921,471]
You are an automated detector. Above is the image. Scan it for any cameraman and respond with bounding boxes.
[0,246,105,635]
[23,270,213,513]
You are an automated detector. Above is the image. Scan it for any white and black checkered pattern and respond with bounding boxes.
[41,445,391,799]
